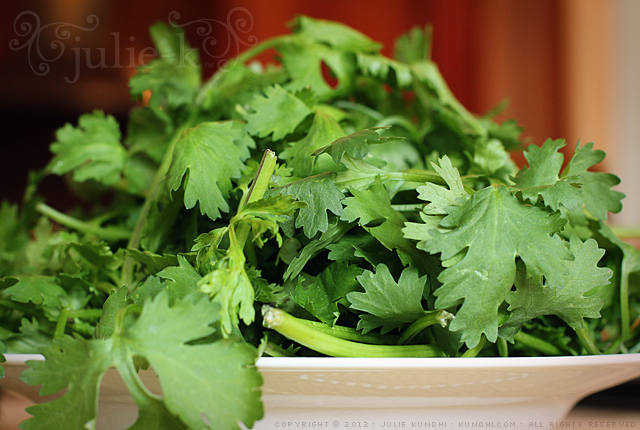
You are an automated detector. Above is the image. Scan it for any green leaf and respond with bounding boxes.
[294,262,363,325]
[424,185,573,348]
[129,22,201,123]
[511,139,582,211]
[272,173,344,239]
[348,264,427,334]
[167,121,255,220]
[20,336,113,430]
[198,230,255,335]
[341,181,436,278]
[394,25,431,63]
[357,53,413,88]
[280,111,345,177]
[279,41,356,99]
[1,275,66,307]
[156,255,203,304]
[47,111,127,186]
[244,84,312,140]
[233,195,305,247]
[561,141,624,223]
[125,106,173,163]
[291,15,382,53]
[411,61,487,138]
[125,294,263,430]
[312,127,403,165]
[22,293,263,430]
[284,219,354,281]
[125,249,179,275]
[501,237,611,340]
[94,286,133,339]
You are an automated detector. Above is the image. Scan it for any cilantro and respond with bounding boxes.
[2,15,638,430]
[166,121,255,220]
[244,84,312,140]
[47,111,127,186]
[348,264,427,334]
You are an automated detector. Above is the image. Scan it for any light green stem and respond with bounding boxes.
[461,336,487,357]
[297,319,397,345]
[514,331,564,356]
[575,327,601,355]
[497,337,509,357]
[262,305,444,357]
[54,308,70,339]
[399,310,454,345]
[36,203,131,241]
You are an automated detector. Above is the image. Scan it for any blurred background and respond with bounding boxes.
[0,0,639,225]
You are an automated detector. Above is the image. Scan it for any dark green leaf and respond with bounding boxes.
[348,264,426,334]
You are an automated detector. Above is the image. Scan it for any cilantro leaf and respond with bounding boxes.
[156,255,202,304]
[125,294,263,430]
[341,181,437,279]
[279,41,356,99]
[347,264,427,334]
[294,261,363,326]
[232,195,305,247]
[280,111,345,177]
[198,229,256,335]
[511,139,582,211]
[244,84,312,140]
[424,185,573,347]
[272,173,344,239]
[129,22,201,124]
[47,111,127,186]
[501,237,611,340]
[1,275,66,307]
[22,293,262,430]
[291,15,381,53]
[357,53,413,88]
[561,141,624,223]
[20,336,113,430]
[167,121,255,220]
[394,25,431,64]
[312,127,403,165]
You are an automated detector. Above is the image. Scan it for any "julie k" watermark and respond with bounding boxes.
[9,8,258,84]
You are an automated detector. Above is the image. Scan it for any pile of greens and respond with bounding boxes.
[1,16,639,430]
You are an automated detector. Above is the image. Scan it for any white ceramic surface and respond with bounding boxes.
[2,354,640,430]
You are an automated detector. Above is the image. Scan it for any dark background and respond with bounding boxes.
[0,0,569,207]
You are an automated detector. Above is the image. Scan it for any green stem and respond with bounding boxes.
[262,341,298,357]
[399,310,454,345]
[54,308,70,339]
[0,299,35,314]
[235,149,278,250]
[262,305,444,357]
[497,337,509,357]
[114,358,160,406]
[67,309,103,319]
[513,331,565,356]
[36,203,131,241]
[235,35,291,65]
[575,327,601,355]
[114,304,143,335]
[461,336,487,357]
[297,319,398,345]
[120,124,189,289]
[385,170,446,185]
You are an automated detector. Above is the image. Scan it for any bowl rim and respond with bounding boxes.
[6,352,640,370]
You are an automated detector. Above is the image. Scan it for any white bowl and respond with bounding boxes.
[3,353,640,430]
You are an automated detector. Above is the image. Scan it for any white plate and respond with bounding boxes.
[3,354,640,430]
